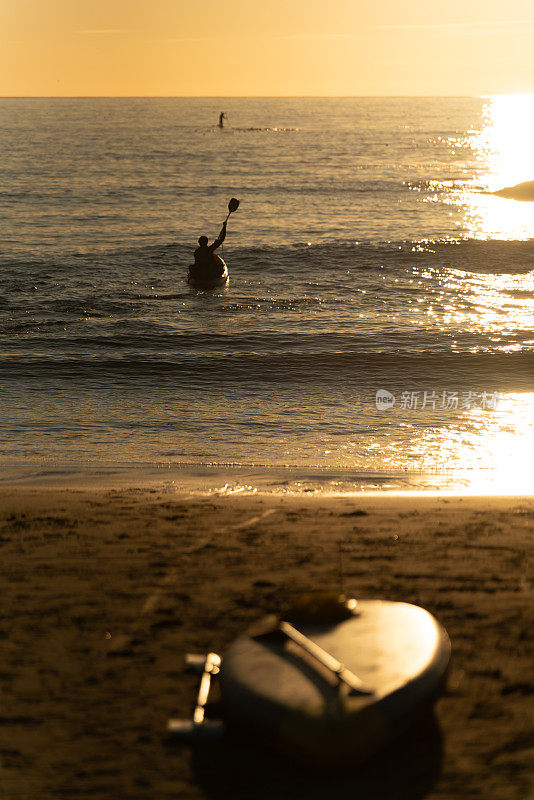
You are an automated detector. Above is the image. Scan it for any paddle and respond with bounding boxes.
[224,197,240,224]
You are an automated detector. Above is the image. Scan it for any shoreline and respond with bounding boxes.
[2,462,533,496]
[1,487,532,799]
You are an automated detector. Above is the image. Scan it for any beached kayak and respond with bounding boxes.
[187,260,229,289]
[220,599,450,769]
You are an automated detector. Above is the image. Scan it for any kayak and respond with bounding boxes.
[219,599,450,769]
[187,260,229,290]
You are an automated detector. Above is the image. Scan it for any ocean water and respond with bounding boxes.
[1,96,534,491]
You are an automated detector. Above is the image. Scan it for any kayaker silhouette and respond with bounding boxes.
[192,223,227,278]
[218,112,226,128]
[188,198,240,288]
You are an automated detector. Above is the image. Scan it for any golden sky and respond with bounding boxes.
[1,0,534,96]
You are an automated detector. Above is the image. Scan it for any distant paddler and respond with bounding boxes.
[188,198,240,288]
[218,112,226,128]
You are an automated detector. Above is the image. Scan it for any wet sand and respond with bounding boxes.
[0,488,532,799]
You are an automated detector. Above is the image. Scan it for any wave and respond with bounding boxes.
[198,238,534,276]
[225,126,300,132]
[1,237,533,276]
[1,351,532,390]
[2,329,523,353]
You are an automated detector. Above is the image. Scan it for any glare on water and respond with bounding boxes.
[477,94,534,191]
[421,95,534,491]
[458,94,534,241]
[402,394,534,493]
[459,393,534,493]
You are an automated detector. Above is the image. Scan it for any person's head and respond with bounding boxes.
[198,235,208,247]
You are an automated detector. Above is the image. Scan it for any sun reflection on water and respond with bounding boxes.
[440,97,534,490]
[476,95,534,191]
[409,393,534,493]
[457,393,534,493]
[452,94,534,240]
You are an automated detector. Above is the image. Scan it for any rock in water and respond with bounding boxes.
[493,179,534,201]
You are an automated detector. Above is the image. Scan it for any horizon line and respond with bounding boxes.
[0,93,520,99]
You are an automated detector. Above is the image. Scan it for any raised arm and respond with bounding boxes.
[208,220,227,251]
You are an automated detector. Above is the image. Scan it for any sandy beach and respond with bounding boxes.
[0,487,532,800]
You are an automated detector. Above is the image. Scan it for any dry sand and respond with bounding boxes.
[0,488,532,800]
